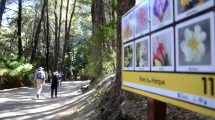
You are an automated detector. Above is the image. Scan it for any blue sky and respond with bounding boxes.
[2,1,33,27]
[2,2,17,27]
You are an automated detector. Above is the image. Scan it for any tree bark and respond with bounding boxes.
[61,0,70,71]
[64,0,69,40]
[0,0,6,27]
[53,0,58,71]
[61,0,77,72]
[17,0,23,60]
[54,0,63,71]
[46,0,50,82]
[91,0,105,34]
[67,0,77,37]
[91,0,106,78]
[116,0,135,94]
[30,0,46,63]
[111,0,116,49]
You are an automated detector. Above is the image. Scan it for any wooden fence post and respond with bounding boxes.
[147,97,166,120]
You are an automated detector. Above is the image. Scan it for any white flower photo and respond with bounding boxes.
[180,25,206,63]
[134,36,150,71]
[176,12,215,73]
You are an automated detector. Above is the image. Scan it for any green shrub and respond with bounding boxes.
[9,61,21,69]
[0,58,34,89]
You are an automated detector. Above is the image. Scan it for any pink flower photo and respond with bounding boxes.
[151,27,174,71]
[134,1,149,37]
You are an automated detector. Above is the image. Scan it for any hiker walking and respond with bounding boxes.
[34,67,46,99]
[51,71,59,98]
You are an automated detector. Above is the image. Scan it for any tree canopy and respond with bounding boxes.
[0,0,123,89]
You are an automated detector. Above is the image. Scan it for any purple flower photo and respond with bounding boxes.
[153,0,169,22]
[150,0,173,31]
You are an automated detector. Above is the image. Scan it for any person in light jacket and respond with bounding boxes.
[34,67,46,99]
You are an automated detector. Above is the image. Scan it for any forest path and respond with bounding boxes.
[0,81,91,120]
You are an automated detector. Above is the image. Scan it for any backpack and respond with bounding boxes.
[37,71,43,79]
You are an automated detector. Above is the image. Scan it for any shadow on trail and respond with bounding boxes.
[0,81,91,120]
[1,93,91,120]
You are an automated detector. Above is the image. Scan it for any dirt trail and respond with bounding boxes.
[0,81,91,120]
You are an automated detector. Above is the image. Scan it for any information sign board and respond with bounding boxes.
[122,0,215,118]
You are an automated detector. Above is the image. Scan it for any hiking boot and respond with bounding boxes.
[36,94,39,99]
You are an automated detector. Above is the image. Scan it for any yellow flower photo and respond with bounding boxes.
[175,0,214,21]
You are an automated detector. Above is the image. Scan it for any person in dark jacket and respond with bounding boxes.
[51,71,59,98]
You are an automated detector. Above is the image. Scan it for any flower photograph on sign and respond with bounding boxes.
[151,27,174,71]
[150,0,173,31]
[175,0,214,21]
[122,12,134,42]
[176,12,215,72]
[181,25,206,63]
[124,42,134,70]
[134,0,149,37]
[135,36,150,71]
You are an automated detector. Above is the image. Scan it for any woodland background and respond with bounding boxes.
[0,0,135,89]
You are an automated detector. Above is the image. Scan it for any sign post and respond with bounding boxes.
[147,98,166,120]
[121,0,215,118]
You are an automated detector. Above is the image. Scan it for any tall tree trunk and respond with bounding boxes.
[61,0,69,73]
[46,0,50,82]
[30,0,46,63]
[0,0,6,27]
[53,0,58,71]
[111,0,116,49]
[54,0,63,71]
[17,0,23,60]
[116,0,135,94]
[91,0,106,78]
[91,0,106,34]
[67,0,76,36]
[61,0,77,72]
[64,0,69,40]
